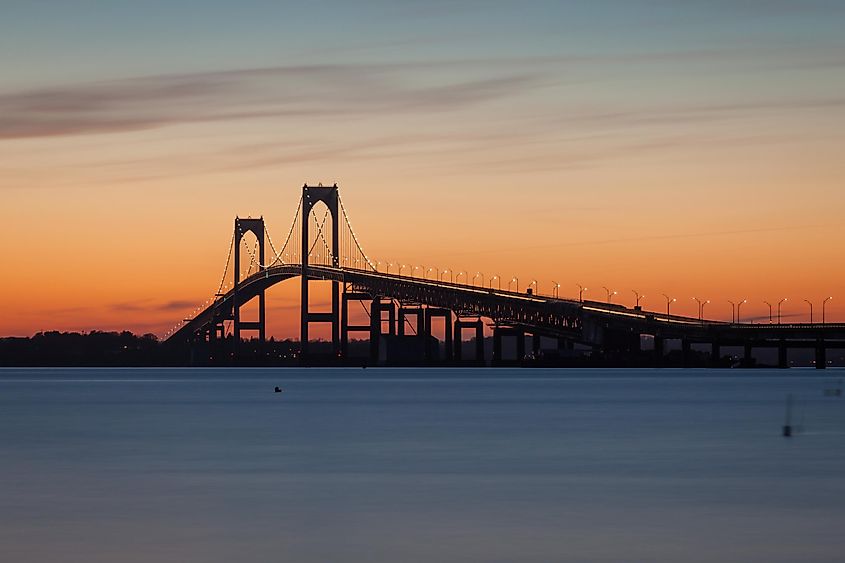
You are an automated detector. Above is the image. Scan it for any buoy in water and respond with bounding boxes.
[274,386,283,393]
[782,393,793,437]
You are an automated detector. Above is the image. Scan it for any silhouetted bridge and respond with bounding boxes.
[166,185,845,367]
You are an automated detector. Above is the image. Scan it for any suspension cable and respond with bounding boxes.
[338,193,376,271]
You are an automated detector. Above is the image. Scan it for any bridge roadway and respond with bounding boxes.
[168,264,845,367]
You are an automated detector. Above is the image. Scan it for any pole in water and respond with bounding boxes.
[782,393,793,437]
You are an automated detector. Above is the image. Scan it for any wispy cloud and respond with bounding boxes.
[0,63,540,140]
[110,299,198,312]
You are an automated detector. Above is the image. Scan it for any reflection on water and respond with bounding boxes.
[1,368,844,562]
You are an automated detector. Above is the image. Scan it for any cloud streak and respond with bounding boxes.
[0,63,540,140]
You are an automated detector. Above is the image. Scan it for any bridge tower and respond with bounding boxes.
[233,217,266,358]
[300,184,341,359]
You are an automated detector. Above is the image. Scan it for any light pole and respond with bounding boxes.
[823,296,833,324]
[509,277,519,292]
[603,286,617,304]
[399,264,408,276]
[763,301,773,324]
[777,298,787,324]
[440,269,451,283]
[489,275,500,290]
[632,290,644,308]
[663,294,676,318]
[387,262,394,274]
[427,267,439,280]
[577,284,587,302]
[551,281,560,298]
[376,261,382,272]
[529,279,538,294]
[456,271,466,284]
[473,272,484,287]
[736,299,747,324]
[413,265,423,278]
[693,297,709,321]
[804,299,814,324]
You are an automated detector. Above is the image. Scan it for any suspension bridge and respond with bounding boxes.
[165,184,845,368]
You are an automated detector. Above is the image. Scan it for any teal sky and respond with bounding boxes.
[4,1,845,88]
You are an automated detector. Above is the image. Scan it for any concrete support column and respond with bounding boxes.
[682,339,691,367]
[369,298,381,364]
[398,307,424,338]
[653,336,664,366]
[816,341,827,369]
[492,326,524,365]
[424,308,452,361]
[743,342,753,367]
[778,341,788,369]
[710,341,721,366]
[341,289,372,359]
[453,318,485,363]
[453,319,463,361]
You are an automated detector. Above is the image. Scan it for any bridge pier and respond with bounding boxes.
[398,306,425,337]
[710,341,721,366]
[424,308,453,361]
[207,318,226,365]
[532,333,541,359]
[778,341,788,369]
[454,318,484,363]
[816,340,827,369]
[369,298,396,364]
[653,336,664,366]
[682,339,691,368]
[493,326,525,365]
[341,287,372,359]
[743,342,753,368]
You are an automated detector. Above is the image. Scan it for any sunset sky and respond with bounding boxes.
[2,0,844,338]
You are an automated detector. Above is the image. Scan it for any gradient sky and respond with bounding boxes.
[2,0,844,338]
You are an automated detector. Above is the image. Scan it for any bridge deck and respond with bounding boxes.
[167,264,845,346]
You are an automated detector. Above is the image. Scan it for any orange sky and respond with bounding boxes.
[1,2,844,338]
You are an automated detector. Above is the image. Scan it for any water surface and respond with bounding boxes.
[2,368,844,562]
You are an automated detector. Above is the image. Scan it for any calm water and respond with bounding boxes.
[2,368,844,562]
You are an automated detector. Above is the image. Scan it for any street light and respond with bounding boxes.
[551,281,560,298]
[632,290,644,308]
[730,299,747,324]
[777,298,787,324]
[693,297,710,321]
[763,300,773,324]
[577,284,587,302]
[823,296,833,324]
[529,279,538,294]
[399,264,408,276]
[413,265,424,278]
[387,262,394,274]
[489,275,500,290]
[376,261,382,272]
[662,294,676,318]
[508,277,519,292]
[473,272,484,287]
[804,299,814,324]
[603,286,617,303]
[440,269,451,282]
[427,267,439,280]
